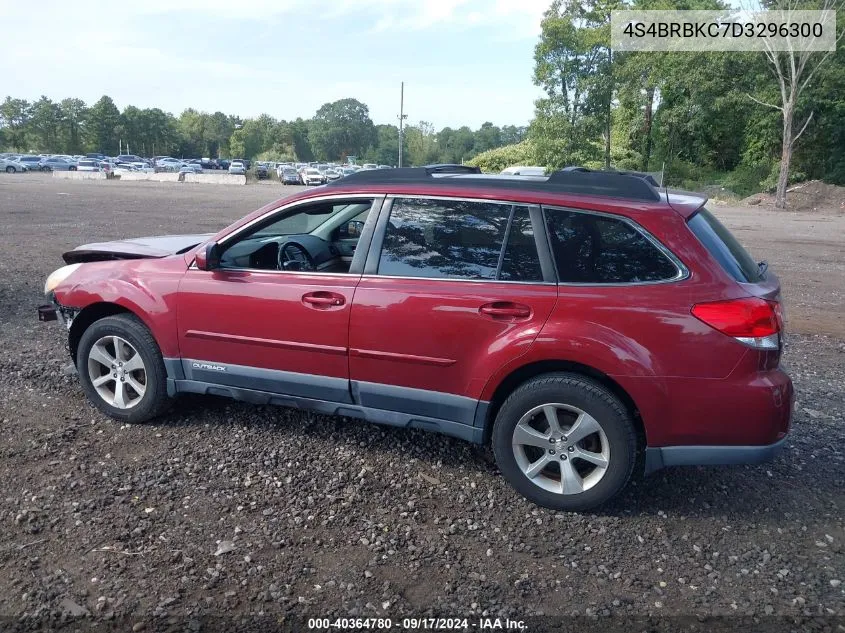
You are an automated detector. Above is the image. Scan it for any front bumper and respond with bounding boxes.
[37,296,76,328]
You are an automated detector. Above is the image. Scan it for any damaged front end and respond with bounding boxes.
[38,294,78,328]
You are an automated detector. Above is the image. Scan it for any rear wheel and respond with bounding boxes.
[76,314,171,423]
[5,166,13,173]
[492,373,637,511]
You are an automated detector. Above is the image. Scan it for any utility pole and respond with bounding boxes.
[397,82,407,168]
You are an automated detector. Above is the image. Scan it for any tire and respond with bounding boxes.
[5,166,13,173]
[76,314,172,424]
[69,166,76,171]
[492,372,637,511]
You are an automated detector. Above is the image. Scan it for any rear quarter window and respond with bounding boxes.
[687,208,763,283]
[544,207,681,283]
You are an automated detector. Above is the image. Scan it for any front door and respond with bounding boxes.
[348,196,558,426]
[177,196,378,403]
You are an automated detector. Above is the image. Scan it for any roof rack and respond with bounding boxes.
[328,165,662,202]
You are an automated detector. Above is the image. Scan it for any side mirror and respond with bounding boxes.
[344,220,365,238]
[195,242,221,270]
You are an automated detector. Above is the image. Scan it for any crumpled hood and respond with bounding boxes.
[62,233,213,264]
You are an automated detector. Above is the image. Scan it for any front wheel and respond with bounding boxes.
[492,373,637,511]
[76,314,172,423]
[5,166,14,173]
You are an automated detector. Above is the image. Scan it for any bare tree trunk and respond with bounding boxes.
[775,100,794,209]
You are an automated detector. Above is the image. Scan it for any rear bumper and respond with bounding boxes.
[644,435,787,474]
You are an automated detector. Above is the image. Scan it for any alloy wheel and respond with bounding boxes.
[511,403,610,495]
[87,335,147,409]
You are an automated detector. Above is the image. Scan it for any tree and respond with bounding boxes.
[28,96,61,152]
[745,0,845,207]
[58,98,87,154]
[289,118,314,162]
[308,98,376,161]
[532,0,616,167]
[0,97,31,150]
[86,96,121,154]
[473,122,502,154]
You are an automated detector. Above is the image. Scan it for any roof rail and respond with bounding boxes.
[326,164,662,202]
[333,164,479,185]
[547,167,661,200]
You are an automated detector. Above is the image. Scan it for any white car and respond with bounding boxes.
[302,168,325,186]
[76,159,102,172]
[1,158,29,173]
[500,165,546,176]
[228,161,246,175]
[180,164,203,174]
[361,163,378,170]
[155,157,184,172]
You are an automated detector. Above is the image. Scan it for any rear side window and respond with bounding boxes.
[378,198,543,282]
[544,207,679,283]
[687,208,762,283]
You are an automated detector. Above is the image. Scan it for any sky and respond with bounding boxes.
[3,0,550,130]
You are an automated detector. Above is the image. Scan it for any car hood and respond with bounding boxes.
[63,233,213,264]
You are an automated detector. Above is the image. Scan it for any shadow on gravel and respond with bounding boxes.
[146,394,842,523]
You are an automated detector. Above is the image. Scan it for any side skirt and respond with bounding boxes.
[172,378,484,444]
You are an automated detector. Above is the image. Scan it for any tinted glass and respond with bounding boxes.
[500,206,543,282]
[544,208,678,283]
[687,208,762,283]
[378,198,512,280]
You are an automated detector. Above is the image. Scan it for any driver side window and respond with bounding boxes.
[218,198,375,273]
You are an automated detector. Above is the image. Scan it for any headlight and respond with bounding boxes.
[44,263,82,294]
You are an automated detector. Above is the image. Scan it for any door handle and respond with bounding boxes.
[479,302,532,320]
[302,291,345,308]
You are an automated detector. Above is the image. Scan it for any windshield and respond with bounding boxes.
[252,202,370,237]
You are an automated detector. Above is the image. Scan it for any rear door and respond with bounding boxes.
[348,196,558,427]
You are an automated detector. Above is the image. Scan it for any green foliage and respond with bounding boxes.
[308,99,376,161]
[86,96,121,155]
[466,141,540,173]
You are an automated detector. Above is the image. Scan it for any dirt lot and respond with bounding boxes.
[0,173,843,632]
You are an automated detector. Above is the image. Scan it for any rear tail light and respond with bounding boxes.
[691,297,781,350]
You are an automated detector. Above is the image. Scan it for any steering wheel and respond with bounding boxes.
[277,241,316,272]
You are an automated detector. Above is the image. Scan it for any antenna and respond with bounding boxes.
[397,82,408,168]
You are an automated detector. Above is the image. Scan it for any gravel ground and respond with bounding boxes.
[0,173,843,632]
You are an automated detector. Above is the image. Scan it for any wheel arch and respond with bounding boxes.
[481,359,647,451]
[68,302,135,363]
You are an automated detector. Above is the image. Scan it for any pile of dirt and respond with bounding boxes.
[741,179,845,212]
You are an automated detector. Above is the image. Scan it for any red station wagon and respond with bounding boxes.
[40,166,793,510]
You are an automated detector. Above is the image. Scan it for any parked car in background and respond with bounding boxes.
[76,159,101,172]
[117,155,145,164]
[324,168,342,182]
[301,167,326,185]
[17,156,46,171]
[1,158,29,173]
[377,165,392,170]
[179,164,203,175]
[228,161,246,175]
[279,167,300,185]
[41,157,77,171]
[217,159,230,170]
[254,163,270,180]
[86,153,107,161]
[361,163,378,170]
[156,158,184,172]
[501,165,547,176]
